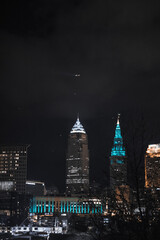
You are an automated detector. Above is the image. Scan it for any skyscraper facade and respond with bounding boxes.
[145,144,160,188]
[0,145,29,193]
[110,115,127,189]
[66,117,89,196]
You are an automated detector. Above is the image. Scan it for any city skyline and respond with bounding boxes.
[0,113,158,192]
[1,0,160,192]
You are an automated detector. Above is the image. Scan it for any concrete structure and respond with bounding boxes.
[145,144,160,188]
[66,116,89,196]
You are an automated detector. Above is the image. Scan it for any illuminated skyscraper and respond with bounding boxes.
[145,144,160,188]
[66,116,89,196]
[0,145,29,193]
[110,115,127,189]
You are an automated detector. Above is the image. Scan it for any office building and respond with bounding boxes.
[66,116,89,196]
[110,115,127,189]
[0,191,31,226]
[0,145,29,193]
[145,144,160,188]
[26,180,46,196]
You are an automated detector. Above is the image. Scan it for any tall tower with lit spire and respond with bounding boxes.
[110,114,127,189]
[66,116,89,196]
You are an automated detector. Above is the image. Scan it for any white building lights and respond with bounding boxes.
[70,117,86,134]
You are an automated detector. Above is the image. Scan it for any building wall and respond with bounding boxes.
[110,156,127,188]
[30,196,103,215]
[26,181,46,196]
[0,145,29,193]
[66,132,89,195]
[0,191,31,226]
[145,144,160,188]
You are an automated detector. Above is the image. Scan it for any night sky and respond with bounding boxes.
[1,0,160,192]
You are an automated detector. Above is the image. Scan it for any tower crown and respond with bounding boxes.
[70,116,86,134]
[111,114,126,157]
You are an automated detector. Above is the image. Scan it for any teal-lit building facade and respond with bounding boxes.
[29,196,104,215]
[110,114,127,188]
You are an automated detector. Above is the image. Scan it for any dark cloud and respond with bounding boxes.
[0,0,160,190]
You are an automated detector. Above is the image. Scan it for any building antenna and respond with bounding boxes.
[117,113,121,124]
[73,73,81,118]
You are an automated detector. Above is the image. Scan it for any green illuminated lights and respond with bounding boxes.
[111,117,126,158]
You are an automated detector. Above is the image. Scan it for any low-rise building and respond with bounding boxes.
[29,196,105,215]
